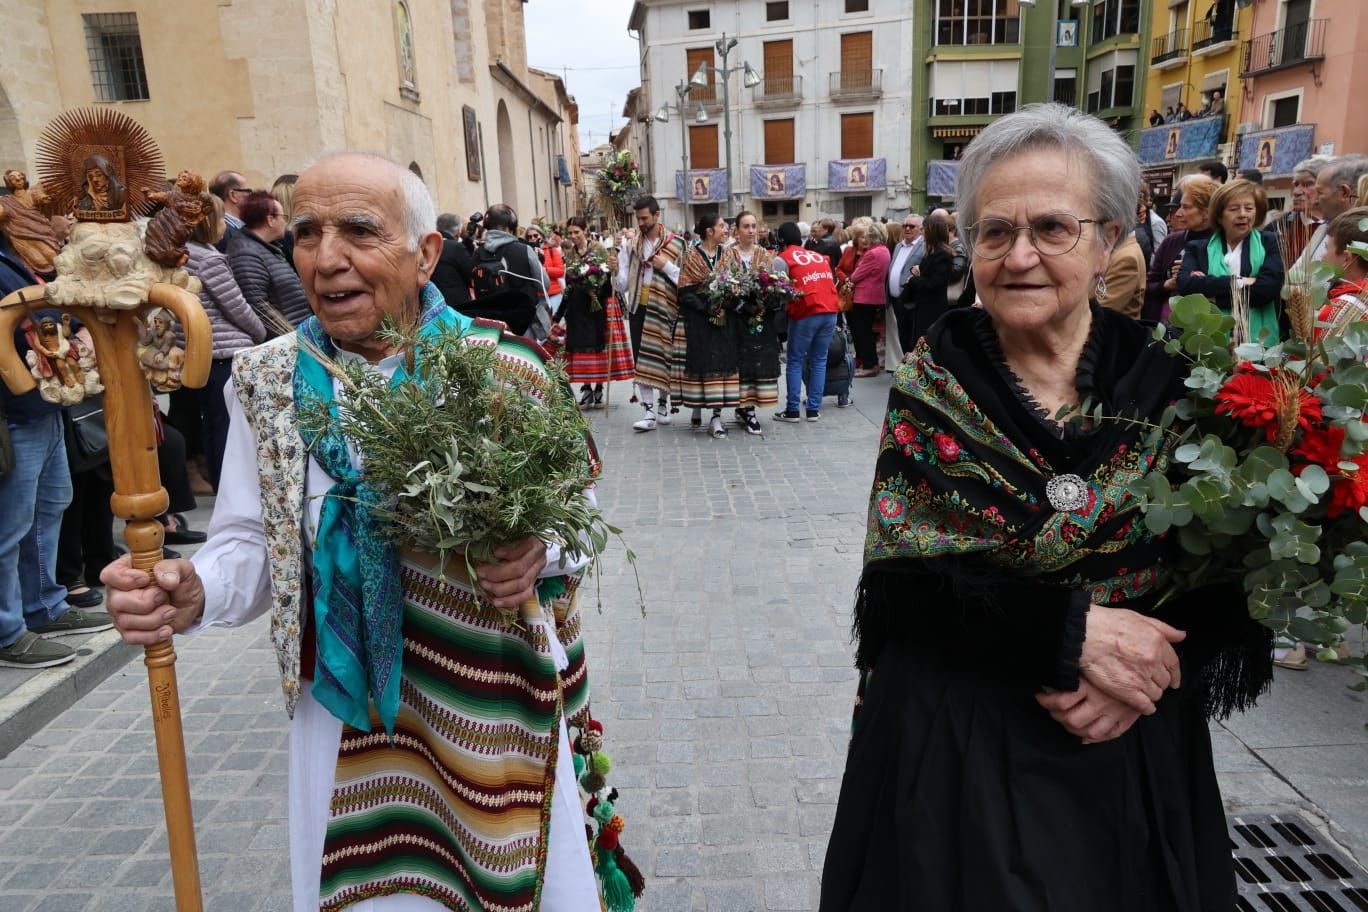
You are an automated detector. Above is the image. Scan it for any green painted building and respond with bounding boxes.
[910,0,1153,212]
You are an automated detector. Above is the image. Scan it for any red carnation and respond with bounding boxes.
[1214,365,1322,442]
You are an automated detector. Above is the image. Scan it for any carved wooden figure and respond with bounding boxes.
[144,170,213,269]
[22,312,103,404]
[0,170,63,276]
[0,107,209,912]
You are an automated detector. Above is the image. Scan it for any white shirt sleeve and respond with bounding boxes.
[187,379,274,634]
[540,485,598,578]
[661,261,681,285]
[615,246,631,294]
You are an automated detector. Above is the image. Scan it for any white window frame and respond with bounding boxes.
[933,0,1023,46]
[1262,87,1303,129]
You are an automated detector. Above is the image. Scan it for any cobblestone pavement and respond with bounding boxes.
[0,371,1364,911]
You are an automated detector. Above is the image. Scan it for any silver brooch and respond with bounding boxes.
[1046,473,1089,512]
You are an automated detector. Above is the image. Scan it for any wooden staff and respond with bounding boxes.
[0,282,210,912]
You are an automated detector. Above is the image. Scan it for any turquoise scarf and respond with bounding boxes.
[1206,230,1279,342]
[294,283,471,733]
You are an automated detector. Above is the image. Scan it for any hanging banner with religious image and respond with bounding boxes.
[1236,125,1314,179]
[926,160,959,199]
[749,164,806,199]
[828,158,886,192]
[674,168,728,203]
[1137,117,1222,165]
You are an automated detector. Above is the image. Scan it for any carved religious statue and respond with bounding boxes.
[144,170,213,269]
[134,305,185,391]
[22,312,103,405]
[0,170,63,276]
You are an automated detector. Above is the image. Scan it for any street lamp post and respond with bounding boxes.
[654,81,707,218]
[690,32,760,210]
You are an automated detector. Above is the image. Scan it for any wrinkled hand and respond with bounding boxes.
[1079,605,1185,715]
[100,555,205,646]
[1037,679,1143,744]
[473,538,548,611]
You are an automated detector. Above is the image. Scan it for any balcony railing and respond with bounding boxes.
[829,68,883,99]
[755,73,802,107]
[1242,19,1326,77]
[1192,17,1235,53]
[1151,28,1189,66]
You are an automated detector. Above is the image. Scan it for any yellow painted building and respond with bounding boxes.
[0,0,583,223]
[1139,0,1253,195]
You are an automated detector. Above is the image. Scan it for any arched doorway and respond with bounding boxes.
[495,100,517,210]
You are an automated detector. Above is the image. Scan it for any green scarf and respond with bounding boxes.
[1206,230,1278,342]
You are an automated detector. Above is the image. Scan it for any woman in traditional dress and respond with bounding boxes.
[676,214,740,438]
[555,215,633,406]
[1176,178,1285,341]
[721,211,788,434]
[821,103,1271,912]
[1314,206,1368,339]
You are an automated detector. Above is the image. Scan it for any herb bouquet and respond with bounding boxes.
[1128,249,1368,688]
[299,318,636,621]
[703,261,758,328]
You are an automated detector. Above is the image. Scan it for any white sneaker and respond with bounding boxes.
[656,397,673,425]
[633,410,657,432]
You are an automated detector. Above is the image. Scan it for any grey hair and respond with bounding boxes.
[955,102,1140,251]
[307,151,436,252]
[1292,156,1332,179]
[1324,155,1368,195]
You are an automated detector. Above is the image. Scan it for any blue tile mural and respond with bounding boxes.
[828,158,887,191]
[1137,117,1223,165]
[750,164,807,199]
[674,168,729,203]
[1237,125,1315,179]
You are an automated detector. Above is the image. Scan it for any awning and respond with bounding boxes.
[932,126,984,139]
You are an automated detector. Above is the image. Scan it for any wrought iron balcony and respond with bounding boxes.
[1151,28,1189,67]
[829,69,882,100]
[754,73,802,108]
[1242,19,1326,77]
[1192,17,1236,53]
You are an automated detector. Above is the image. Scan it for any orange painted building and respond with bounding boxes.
[1234,0,1368,206]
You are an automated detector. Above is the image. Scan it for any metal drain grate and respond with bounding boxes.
[1230,813,1368,912]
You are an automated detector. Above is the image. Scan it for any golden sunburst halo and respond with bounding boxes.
[34,107,165,221]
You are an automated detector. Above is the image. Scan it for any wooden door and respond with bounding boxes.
[686,47,715,100]
[841,112,873,159]
[840,32,873,90]
[689,124,719,169]
[763,39,794,95]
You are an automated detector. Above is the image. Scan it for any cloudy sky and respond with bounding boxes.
[524,0,640,151]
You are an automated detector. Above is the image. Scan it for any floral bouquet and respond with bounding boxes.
[1127,239,1368,686]
[596,149,642,220]
[565,245,611,312]
[702,261,758,328]
[298,316,640,619]
[749,268,799,334]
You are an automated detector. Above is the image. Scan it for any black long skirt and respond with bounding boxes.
[820,644,1235,912]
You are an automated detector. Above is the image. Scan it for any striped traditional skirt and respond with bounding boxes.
[739,378,779,408]
[318,556,590,911]
[566,297,635,385]
[672,318,740,410]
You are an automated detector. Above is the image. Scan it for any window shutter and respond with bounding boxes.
[841,112,874,159]
[689,124,720,170]
[686,47,715,101]
[764,119,795,165]
[763,39,794,95]
[840,31,873,73]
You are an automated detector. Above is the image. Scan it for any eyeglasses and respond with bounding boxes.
[231,186,255,196]
[965,213,1100,260]
[903,223,921,231]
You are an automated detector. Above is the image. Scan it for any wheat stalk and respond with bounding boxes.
[1230,274,1251,348]
[1271,372,1304,453]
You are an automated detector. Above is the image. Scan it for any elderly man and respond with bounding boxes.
[101,152,600,911]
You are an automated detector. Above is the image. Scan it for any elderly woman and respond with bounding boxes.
[227,190,312,329]
[1176,178,1285,341]
[821,104,1270,911]
[839,221,891,376]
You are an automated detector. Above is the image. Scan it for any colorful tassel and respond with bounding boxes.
[615,847,646,898]
[595,848,635,912]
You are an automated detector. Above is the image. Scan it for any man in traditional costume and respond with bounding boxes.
[613,194,688,432]
[102,152,601,911]
[0,171,63,278]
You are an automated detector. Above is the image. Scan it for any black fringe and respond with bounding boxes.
[1198,618,1274,722]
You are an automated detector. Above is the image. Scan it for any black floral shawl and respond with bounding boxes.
[856,305,1272,718]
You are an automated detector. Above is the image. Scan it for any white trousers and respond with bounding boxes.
[288,616,598,911]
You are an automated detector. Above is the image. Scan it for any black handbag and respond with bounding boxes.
[0,395,13,479]
[63,394,109,474]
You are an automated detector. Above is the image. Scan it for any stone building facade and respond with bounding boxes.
[0,0,582,224]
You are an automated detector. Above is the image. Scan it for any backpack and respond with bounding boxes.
[460,243,538,335]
